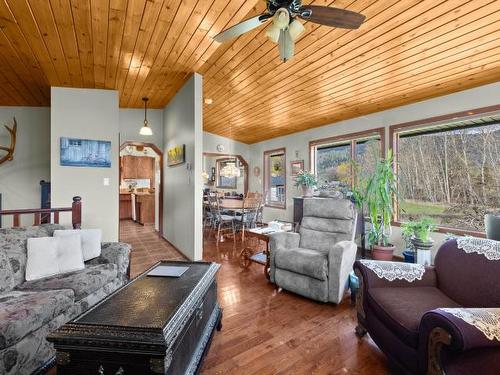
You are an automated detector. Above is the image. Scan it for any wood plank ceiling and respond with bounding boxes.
[0,0,500,143]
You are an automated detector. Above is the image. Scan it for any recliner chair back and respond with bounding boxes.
[299,198,356,252]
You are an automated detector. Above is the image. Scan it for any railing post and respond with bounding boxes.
[72,196,82,229]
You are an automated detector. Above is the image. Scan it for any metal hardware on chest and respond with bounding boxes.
[97,365,125,374]
[56,351,71,366]
[196,302,204,324]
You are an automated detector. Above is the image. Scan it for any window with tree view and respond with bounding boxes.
[264,149,286,208]
[311,130,383,191]
[396,117,500,232]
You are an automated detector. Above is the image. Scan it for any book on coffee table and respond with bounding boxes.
[147,265,189,277]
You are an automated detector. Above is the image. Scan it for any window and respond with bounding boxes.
[393,114,500,233]
[264,148,286,208]
[310,129,384,189]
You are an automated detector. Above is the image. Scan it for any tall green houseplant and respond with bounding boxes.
[353,149,398,260]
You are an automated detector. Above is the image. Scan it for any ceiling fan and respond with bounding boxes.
[214,0,366,62]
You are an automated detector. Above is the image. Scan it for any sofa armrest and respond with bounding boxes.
[86,242,131,283]
[420,308,500,375]
[328,241,357,304]
[353,260,437,289]
[268,232,300,283]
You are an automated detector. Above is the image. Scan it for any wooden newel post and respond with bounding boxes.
[72,196,82,229]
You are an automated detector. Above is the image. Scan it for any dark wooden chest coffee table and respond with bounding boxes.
[48,261,222,375]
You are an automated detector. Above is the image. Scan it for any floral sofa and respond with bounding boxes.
[0,224,131,375]
[354,238,500,375]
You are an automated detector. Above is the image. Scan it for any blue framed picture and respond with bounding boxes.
[60,137,111,168]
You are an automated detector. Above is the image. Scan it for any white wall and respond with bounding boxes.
[119,108,164,149]
[248,81,500,256]
[0,107,50,227]
[163,74,203,260]
[51,87,119,241]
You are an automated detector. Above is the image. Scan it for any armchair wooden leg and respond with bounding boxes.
[355,323,367,337]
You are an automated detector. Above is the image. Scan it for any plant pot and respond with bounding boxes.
[301,185,313,198]
[371,244,395,261]
[411,238,434,266]
[402,249,416,263]
[485,213,500,241]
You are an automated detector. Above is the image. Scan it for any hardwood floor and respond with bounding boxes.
[49,222,390,374]
[200,232,390,375]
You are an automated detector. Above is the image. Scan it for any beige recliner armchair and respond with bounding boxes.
[269,198,357,303]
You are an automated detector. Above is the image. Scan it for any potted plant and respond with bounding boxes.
[410,217,436,266]
[400,221,416,263]
[353,150,398,261]
[294,170,317,197]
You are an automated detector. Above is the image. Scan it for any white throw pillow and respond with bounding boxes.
[54,229,102,261]
[26,237,59,281]
[57,234,85,274]
[26,235,85,281]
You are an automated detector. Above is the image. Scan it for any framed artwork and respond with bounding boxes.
[216,158,237,189]
[60,137,111,168]
[167,144,185,166]
[290,160,304,176]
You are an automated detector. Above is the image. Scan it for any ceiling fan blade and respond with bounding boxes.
[214,14,271,43]
[298,6,365,29]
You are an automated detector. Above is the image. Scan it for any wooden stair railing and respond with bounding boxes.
[0,196,82,229]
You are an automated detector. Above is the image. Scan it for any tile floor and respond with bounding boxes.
[119,219,186,277]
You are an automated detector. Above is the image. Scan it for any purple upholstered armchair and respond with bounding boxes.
[353,238,500,375]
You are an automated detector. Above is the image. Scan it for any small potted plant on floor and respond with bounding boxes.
[294,170,317,198]
[401,221,416,263]
[353,150,398,261]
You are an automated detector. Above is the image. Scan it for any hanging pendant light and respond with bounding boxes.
[140,97,153,136]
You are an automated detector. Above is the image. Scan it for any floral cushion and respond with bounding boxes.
[16,264,118,301]
[0,225,65,288]
[0,290,74,350]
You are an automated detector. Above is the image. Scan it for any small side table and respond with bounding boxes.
[239,224,294,280]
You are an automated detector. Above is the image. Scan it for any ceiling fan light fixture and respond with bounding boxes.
[288,19,305,41]
[274,8,290,29]
[265,23,281,43]
[278,29,294,62]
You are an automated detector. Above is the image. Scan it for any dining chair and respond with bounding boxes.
[209,195,236,247]
[235,198,261,243]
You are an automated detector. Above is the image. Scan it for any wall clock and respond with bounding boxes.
[216,144,224,152]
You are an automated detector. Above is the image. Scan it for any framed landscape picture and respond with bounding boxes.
[290,160,304,176]
[60,137,111,168]
[167,144,185,166]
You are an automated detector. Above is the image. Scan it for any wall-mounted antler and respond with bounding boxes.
[0,117,17,165]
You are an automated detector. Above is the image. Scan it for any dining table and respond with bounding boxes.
[219,198,244,210]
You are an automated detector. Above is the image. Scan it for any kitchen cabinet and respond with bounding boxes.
[135,193,155,225]
[121,156,155,186]
[119,193,132,220]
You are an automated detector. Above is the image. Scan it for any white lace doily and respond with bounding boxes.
[359,260,425,282]
[456,237,500,261]
[441,308,500,341]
